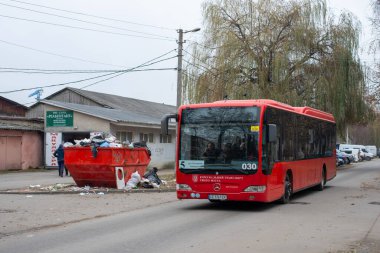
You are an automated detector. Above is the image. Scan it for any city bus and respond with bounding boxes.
[162,99,336,203]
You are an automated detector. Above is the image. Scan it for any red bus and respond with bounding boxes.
[162,99,336,203]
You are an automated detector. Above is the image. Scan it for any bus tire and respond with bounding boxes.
[280,173,292,204]
[317,168,326,191]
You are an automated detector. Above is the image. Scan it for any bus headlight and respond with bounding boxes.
[176,184,192,191]
[244,186,266,193]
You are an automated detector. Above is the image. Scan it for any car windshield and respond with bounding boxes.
[179,106,261,174]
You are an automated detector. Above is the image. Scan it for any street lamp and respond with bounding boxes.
[176,28,201,108]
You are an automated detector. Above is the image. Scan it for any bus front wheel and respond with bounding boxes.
[280,173,292,204]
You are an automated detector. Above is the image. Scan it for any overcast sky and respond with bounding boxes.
[0,0,374,107]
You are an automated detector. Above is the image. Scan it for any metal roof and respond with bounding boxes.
[41,100,167,126]
[43,87,176,119]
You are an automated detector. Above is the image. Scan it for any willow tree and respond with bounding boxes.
[183,0,370,133]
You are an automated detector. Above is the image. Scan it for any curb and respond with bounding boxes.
[0,188,176,195]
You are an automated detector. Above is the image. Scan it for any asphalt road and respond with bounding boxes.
[0,160,379,253]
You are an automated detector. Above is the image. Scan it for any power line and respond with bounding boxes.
[0,71,122,94]
[0,67,122,74]
[0,2,175,40]
[0,67,176,74]
[0,39,127,68]
[0,50,178,94]
[0,14,175,41]
[4,0,175,31]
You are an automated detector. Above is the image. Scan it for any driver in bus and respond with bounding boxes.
[203,142,220,164]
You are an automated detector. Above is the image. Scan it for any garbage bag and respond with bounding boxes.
[100,141,110,147]
[143,167,162,185]
[125,171,141,190]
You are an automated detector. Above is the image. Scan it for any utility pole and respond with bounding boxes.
[176,28,200,108]
[176,29,184,109]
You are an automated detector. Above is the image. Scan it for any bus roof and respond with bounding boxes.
[180,99,335,123]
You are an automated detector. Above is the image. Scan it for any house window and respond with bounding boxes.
[116,131,133,143]
[160,134,172,143]
[140,133,154,143]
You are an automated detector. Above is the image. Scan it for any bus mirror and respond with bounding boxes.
[268,124,277,143]
[161,113,178,135]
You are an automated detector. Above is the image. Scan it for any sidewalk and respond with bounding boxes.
[0,170,74,191]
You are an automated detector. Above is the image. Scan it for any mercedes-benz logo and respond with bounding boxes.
[213,183,221,191]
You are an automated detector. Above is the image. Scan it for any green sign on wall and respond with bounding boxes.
[46,111,74,127]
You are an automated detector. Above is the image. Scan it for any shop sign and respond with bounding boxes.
[46,111,73,127]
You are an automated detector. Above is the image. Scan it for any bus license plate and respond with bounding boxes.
[208,194,227,200]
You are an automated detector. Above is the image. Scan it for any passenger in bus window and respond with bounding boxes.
[297,147,305,159]
[203,142,220,164]
[222,143,233,164]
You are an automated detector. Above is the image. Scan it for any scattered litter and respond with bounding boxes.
[29,184,41,188]
[97,192,105,195]
[26,195,33,198]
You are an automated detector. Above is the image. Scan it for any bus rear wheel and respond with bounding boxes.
[280,173,292,204]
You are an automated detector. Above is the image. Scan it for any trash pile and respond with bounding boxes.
[124,167,167,190]
[63,132,151,158]
[63,132,122,148]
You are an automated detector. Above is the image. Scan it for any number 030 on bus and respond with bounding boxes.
[161,99,336,203]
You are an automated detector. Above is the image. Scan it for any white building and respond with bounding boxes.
[26,87,176,169]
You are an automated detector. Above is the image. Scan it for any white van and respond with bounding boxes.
[365,146,377,158]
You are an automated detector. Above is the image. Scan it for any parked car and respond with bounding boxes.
[336,150,351,164]
[336,156,344,166]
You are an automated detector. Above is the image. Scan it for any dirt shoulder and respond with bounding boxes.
[0,191,177,238]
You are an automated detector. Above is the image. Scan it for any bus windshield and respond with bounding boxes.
[179,106,261,174]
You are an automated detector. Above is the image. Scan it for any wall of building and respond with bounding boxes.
[44,105,111,133]
[26,103,44,118]
[111,124,176,169]
[0,98,26,116]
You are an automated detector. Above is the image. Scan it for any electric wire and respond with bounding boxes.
[5,0,175,31]
[0,67,176,74]
[0,50,178,94]
[0,39,129,68]
[0,14,175,41]
[0,2,175,40]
